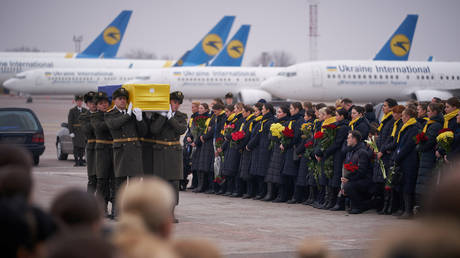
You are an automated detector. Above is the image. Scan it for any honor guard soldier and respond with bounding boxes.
[91,92,115,218]
[68,94,87,166]
[80,91,98,194]
[105,87,147,217]
[150,91,188,223]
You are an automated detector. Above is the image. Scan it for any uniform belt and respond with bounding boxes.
[152,139,181,146]
[87,139,96,143]
[140,137,156,143]
[113,137,140,143]
[95,139,113,144]
[72,124,81,127]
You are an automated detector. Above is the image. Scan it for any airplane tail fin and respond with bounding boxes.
[76,10,132,58]
[210,25,250,66]
[373,14,418,61]
[179,16,235,66]
[173,51,191,67]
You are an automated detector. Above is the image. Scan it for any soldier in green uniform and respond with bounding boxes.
[80,91,98,194]
[104,88,147,217]
[150,91,188,223]
[68,95,87,166]
[91,92,115,218]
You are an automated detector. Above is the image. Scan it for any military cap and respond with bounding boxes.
[112,87,129,100]
[74,95,83,101]
[225,92,233,99]
[170,91,184,104]
[95,91,109,103]
[83,91,96,103]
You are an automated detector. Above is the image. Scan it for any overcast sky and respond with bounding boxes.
[1,0,459,65]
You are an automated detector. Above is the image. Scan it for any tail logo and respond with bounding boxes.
[103,26,121,45]
[390,34,410,57]
[226,40,244,59]
[202,34,223,56]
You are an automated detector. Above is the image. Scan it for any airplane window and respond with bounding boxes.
[440,76,443,80]
[385,75,388,79]
[457,76,460,80]
[357,75,361,79]
[446,76,449,80]
[379,75,383,79]
[431,76,434,80]
[452,76,455,80]
[363,75,366,79]
[353,75,356,79]
[416,75,419,80]
[332,74,336,79]
[327,74,331,79]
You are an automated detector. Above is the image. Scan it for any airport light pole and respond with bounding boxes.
[73,35,83,53]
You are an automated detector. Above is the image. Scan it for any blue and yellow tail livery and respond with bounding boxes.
[76,10,132,58]
[374,14,418,61]
[211,25,250,66]
[178,16,235,66]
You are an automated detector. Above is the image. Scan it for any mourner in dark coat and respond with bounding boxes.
[348,106,370,142]
[90,91,115,217]
[104,87,147,217]
[67,95,87,166]
[393,108,420,219]
[342,131,373,214]
[443,97,460,132]
[247,103,275,200]
[79,91,97,194]
[265,105,290,202]
[415,103,443,205]
[282,103,304,204]
[150,91,188,222]
[182,102,200,190]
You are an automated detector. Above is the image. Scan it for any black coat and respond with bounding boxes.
[343,142,372,182]
[238,115,258,180]
[415,115,443,195]
[281,113,304,177]
[350,117,370,142]
[247,113,274,177]
[68,106,87,148]
[448,128,460,160]
[394,123,420,194]
[197,113,217,173]
[80,110,97,176]
[373,115,395,183]
[221,114,245,177]
[322,119,349,188]
[365,112,377,124]
[265,116,290,184]
[294,119,315,186]
[190,112,209,172]
[380,119,403,157]
[91,111,114,179]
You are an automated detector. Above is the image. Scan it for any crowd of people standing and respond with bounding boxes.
[183,94,460,217]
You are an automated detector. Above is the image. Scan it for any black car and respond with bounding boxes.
[0,108,45,165]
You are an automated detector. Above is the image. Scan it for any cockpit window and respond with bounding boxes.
[14,75,26,79]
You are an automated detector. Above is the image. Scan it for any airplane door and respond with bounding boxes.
[311,66,322,88]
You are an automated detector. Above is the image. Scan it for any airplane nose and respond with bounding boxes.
[261,76,286,98]
[3,78,18,91]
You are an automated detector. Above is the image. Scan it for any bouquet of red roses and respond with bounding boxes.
[192,115,209,137]
[280,127,294,148]
[415,132,428,145]
[340,161,359,193]
[231,130,246,148]
[215,137,224,158]
[318,124,337,179]
[303,140,316,174]
[223,123,235,136]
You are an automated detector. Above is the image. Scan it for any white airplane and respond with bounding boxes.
[0,58,172,85]
[4,66,282,103]
[261,60,460,102]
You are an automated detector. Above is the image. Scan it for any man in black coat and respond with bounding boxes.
[79,92,97,194]
[343,130,373,214]
[67,95,87,166]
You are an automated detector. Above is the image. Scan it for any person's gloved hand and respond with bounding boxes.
[69,133,75,138]
[127,102,133,116]
[167,105,173,119]
[133,108,142,121]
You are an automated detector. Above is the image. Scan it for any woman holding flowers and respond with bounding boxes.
[247,103,275,200]
[393,108,420,219]
[415,103,443,208]
[190,103,210,193]
[295,109,316,205]
[282,102,305,204]
[239,104,260,198]
[264,104,291,202]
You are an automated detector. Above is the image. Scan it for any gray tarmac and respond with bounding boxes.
[0,95,414,258]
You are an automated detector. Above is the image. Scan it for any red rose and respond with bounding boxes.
[344,162,358,172]
[282,127,294,138]
[304,140,314,148]
[230,124,235,129]
[322,124,337,129]
[415,132,428,144]
[384,185,391,191]
[438,128,453,134]
[314,131,324,139]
